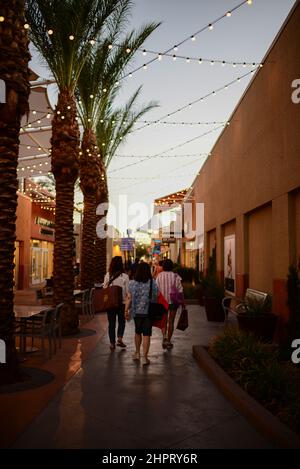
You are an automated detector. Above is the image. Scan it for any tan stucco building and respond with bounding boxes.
[182,2,300,331]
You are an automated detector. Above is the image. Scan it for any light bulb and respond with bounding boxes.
[69,35,74,41]
[210,60,215,66]
[129,73,132,78]
[247,0,253,5]
[191,35,196,41]
[222,61,226,66]
[90,39,95,45]
[198,59,202,64]
[142,49,147,56]
[48,29,53,35]
[0,16,5,22]
[108,44,113,49]
[158,54,162,61]
[173,45,178,51]
[90,94,94,98]
[208,24,213,30]
[143,64,147,70]
[24,23,30,29]
[126,47,131,53]
[32,110,36,115]
[186,58,190,63]
[226,11,232,17]
[173,55,177,61]
[67,105,71,110]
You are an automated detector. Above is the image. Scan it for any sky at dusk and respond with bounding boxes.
[30,0,296,233]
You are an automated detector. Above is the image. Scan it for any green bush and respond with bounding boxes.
[209,328,287,406]
[182,282,200,299]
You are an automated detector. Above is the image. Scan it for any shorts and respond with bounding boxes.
[134,316,152,336]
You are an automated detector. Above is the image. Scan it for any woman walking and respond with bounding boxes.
[125,263,158,366]
[156,259,184,350]
[103,256,129,350]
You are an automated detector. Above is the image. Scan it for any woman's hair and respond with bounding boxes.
[109,256,124,276]
[134,262,152,283]
[162,259,174,272]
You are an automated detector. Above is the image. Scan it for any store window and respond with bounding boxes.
[30,240,54,285]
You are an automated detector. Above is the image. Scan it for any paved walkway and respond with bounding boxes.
[13,306,272,449]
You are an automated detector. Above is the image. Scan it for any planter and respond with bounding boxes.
[237,313,278,343]
[204,297,225,322]
[193,345,300,448]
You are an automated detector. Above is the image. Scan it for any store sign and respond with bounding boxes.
[35,217,55,229]
[121,237,135,251]
[40,228,54,237]
[162,238,176,244]
[0,79,6,104]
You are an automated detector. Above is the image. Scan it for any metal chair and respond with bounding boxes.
[18,308,54,358]
[89,288,95,318]
[222,297,232,323]
[52,303,64,353]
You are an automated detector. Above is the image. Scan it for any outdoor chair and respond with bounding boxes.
[18,308,55,358]
[222,297,232,323]
[52,303,63,353]
[89,288,95,318]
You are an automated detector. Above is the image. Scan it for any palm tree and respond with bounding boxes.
[0,1,31,383]
[25,0,120,334]
[95,88,157,283]
[77,5,159,287]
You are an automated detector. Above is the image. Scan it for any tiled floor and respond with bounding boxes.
[12,306,273,449]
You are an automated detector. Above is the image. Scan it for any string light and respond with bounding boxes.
[109,125,225,174]
[0,16,5,22]
[69,35,75,41]
[121,0,254,80]
[133,68,258,134]
[24,23,30,29]
[48,29,53,35]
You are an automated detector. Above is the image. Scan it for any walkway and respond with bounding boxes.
[13,306,272,449]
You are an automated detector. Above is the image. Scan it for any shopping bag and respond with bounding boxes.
[176,306,188,331]
[152,292,168,329]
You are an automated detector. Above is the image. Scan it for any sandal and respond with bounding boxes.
[162,338,168,349]
[117,340,127,348]
[110,343,116,350]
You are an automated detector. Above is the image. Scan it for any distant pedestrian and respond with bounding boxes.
[152,258,163,279]
[129,257,140,279]
[156,259,184,350]
[103,256,129,350]
[125,262,158,366]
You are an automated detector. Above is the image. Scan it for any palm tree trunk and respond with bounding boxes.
[95,175,108,284]
[80,129,101,289]
[52,89,79,335]
[0,1,30,383]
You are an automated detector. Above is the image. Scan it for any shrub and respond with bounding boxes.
[182,282,200,299]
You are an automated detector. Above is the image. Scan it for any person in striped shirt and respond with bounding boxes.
[156,259,184,350]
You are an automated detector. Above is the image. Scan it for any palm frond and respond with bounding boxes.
[77,18,160,127]
[25,0,121,90]
[96,86,158,167]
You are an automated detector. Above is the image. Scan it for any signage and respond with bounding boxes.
[121,237,135,251]
[162,238,176,244]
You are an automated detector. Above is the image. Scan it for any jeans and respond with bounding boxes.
[107,305,125,344]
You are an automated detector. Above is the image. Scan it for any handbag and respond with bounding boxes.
[94,272,123,313]
[148,279,167,322]
[176,305,188,331]
[170,274,184,307]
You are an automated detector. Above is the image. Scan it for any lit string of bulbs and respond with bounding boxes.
[8,0,255,85]
[109,124,224,174]
[133,67,259,134]
[121,0,254,79]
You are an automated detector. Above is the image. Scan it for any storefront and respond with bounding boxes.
[30,240,54,285]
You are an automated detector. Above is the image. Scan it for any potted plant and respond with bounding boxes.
[202,249,225,322]
[236,295,277,343]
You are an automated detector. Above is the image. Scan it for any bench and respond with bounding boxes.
[222,288,270,321]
